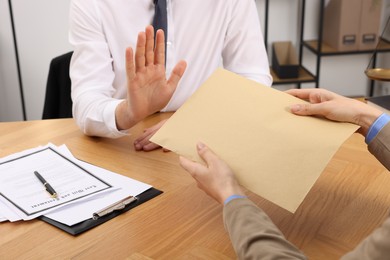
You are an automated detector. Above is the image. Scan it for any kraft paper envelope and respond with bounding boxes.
[151,68,359,212]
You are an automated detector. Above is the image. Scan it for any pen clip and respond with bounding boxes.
[92,195,138,220]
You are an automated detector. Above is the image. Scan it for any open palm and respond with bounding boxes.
[117,25,186,130]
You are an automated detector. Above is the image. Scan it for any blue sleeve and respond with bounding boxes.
[365,113,390,144]
[224,194,247,205]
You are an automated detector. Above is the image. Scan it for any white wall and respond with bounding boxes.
[0,0,71,122]
[0,0,389,122]
[13,0,72,120]
[0,0,23,121]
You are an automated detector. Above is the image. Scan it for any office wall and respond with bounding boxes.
[0,0,389,122]
[0,0,23,121]
[0,0,71,122]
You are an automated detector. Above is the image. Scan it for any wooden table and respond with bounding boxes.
[1,114,390,259]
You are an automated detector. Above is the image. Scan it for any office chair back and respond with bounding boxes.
[42,51,73,119]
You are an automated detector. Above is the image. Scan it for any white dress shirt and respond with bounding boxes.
[69,0,272,138]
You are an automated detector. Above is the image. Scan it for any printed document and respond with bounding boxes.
[0,144,152,225]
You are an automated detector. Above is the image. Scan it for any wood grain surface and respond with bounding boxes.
[0,113,389,259]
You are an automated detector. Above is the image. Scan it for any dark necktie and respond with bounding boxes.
[152,0,168,64]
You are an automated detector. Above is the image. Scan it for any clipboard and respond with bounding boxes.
[39,187,163,235]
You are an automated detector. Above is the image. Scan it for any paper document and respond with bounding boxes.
[0,205,7,222]
[151,68,359,213]
[0,144,114,220]
[44,145,152,226]
[0,144,152,225]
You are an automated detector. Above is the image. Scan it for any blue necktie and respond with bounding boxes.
[152,0,167,65]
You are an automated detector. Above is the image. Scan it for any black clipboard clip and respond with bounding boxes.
[92,195,138,220]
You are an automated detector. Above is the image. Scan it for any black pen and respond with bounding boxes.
[34,171,57,198]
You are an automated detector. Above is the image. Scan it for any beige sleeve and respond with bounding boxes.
[342,122,390,259]
[341,214,390,260]
[368,122,390,171]
[223,198,307,259]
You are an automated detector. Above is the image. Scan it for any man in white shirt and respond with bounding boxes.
[69,0,272,148]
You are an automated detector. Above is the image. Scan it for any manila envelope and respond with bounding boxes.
[151,68,359,212]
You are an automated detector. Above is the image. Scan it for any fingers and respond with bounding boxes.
[287,89,322,116]
[181,143,243,204]
[196,142,218,167]
[135,31,146,72]
[125,47,135,84]
[285,89,312,100]
[286,88,335,103]
[134,131,155,150]
[134,25,158,69]
[286,89,335,117]
[142,142,161,151]
[179,156,196,175]
[154,29,165,65]
[167,60,187,90]
[134,120,167,151]
[286,89,322,103]
[290,103,319,116]
[179,142,216,176]
[132,25,186,85]
[134,135,164,151]
[179,156,206,178]
[145,26,155,66]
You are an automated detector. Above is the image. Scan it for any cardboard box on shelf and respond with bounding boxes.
[323,0,383,52]
[359,0,382,50]
[323,0,362,51]
[272,41,299,79]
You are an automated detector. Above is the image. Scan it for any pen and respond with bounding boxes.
[34,171,57,198]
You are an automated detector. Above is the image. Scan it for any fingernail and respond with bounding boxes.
[197,142,205,150]
[290,104,301,112]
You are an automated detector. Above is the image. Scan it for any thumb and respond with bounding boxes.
[197,142,218,166]
[167,60,187,90]
[179,156,197,175]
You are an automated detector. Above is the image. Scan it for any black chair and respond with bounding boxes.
[42,51,73,119]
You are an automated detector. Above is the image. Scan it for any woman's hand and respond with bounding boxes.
[286,88,382,136]
[180,142,244,204]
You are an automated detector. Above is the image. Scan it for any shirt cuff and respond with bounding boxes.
[103,99,131,138]
[365,113,390,144]
[224,194,247,205]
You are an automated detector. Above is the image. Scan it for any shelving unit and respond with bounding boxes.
[264,0,316,88]
[303,38,390,56]
[303,38,390,96]
[302,0,390,96]
[263,0,390,96]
